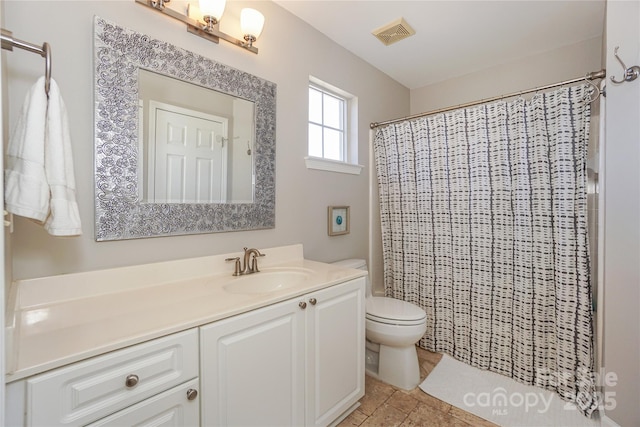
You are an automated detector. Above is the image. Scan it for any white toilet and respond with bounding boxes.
[332,259,427,390]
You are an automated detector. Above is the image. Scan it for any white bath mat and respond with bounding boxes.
[419,354,601,427]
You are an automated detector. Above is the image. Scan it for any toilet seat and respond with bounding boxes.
[366,297,426,326]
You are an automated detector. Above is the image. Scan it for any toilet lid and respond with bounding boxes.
[366,297,426,323]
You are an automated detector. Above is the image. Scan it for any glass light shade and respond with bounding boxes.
[199,0,226,21]
[240,8,265,40]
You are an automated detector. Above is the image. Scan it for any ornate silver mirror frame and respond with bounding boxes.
[93,17,276,241]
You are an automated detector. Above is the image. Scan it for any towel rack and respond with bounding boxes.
[0,28,51,96]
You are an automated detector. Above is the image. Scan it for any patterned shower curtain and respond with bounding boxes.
[374,84,598,416]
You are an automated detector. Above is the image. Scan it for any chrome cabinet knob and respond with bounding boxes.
[309,298,317,305]
[186,388,198,401]
[299,301,307,309]
[125,374,139,388]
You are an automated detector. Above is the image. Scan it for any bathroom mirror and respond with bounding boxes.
[94,17,276,241]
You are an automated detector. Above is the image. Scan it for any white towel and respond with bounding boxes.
[5,77,49,221]
[5,76,82,236]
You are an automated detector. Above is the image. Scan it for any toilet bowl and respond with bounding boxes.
[332,259,427,390]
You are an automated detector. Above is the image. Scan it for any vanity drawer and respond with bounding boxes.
[25,329,198,427]
[86,378,200,427]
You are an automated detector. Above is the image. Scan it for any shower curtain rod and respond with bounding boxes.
[370,69,606,129]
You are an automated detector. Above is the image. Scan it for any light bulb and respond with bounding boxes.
[199,0,226,23]
[241,8,265,44]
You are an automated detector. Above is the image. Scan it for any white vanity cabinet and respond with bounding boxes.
[200,277,365,427]
[6,329,199,426]
[6,248,367,427]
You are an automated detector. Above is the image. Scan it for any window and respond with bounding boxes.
[308,84,346,161]
[306,77,362,175]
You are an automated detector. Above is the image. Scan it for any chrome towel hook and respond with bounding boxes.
[610,46,640,84]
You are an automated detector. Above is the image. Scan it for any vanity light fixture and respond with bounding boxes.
[135,0,265,54]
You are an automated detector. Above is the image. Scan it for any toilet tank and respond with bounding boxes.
[331,259,371,296]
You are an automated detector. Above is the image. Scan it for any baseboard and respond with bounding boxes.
[600,414,622,427]
[329,402,361,427]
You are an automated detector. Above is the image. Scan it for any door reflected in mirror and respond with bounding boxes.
[138,69,255,204]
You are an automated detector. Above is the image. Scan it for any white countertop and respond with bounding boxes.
[5,245,366,382]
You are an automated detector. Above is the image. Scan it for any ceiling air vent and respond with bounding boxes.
[372,17,416,46]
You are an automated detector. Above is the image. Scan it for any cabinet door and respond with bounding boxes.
[86,378,199,427]
[305,278,365,427]
[200,299,306,426]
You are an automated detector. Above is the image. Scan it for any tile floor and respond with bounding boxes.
[337,347,499,427]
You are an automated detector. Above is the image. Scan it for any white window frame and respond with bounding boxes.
[305,77,363,175]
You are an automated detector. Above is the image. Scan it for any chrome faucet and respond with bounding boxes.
[226,247,266,276]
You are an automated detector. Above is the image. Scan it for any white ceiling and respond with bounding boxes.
[274,0,606,89]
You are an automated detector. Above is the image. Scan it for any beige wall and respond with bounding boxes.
[603,1,640,425]
[370,37,603,296]
[410,37,603,114]
[2,1,409,280]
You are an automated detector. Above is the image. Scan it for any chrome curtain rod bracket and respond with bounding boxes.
[371,68,607,129]
[1,28,51,97]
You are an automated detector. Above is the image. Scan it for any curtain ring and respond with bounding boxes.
[531,86,542,101]
[583,73,600,103]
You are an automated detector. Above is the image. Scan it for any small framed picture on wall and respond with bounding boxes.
[328,206,350,236]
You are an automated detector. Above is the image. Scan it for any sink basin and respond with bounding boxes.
[223,270,311,294]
